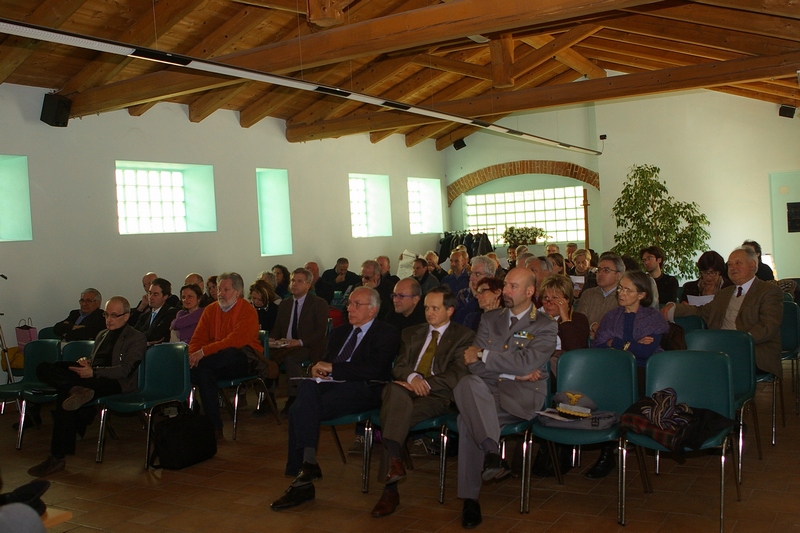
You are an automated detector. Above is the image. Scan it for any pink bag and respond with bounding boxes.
[16,318,38,352]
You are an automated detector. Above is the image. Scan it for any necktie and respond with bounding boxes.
[334,327,362,363]
[150,311,157,326]
[291,299,300,340]
[510,316,519,329]
[736,287,743,297]
[416,330,440,377]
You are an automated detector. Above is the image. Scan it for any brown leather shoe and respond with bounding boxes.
[384,456,407,484]
[370,489,399,518]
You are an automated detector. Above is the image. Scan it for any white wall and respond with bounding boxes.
[0,84,445,329]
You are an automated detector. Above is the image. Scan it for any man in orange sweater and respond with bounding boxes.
[189,271,262,440]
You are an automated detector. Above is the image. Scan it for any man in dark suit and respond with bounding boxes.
[664,247,783,376]
[53,288,106,341]
[357,259,394,319]
[370,287,475,518]
[376,255,400,291]
[270,287,400,511]
[185,272,214,307]
[321,257,361,294]
[270,267,330,413]
[28,296,146,477]
[454,267,557,528]
[304,261,334,304]
[133,277,178,345]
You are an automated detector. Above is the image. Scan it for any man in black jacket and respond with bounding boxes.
[134,278,179,345]
[53,288,105,342]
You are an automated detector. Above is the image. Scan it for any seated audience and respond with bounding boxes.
[546,243,560,255]
[189,272,264,440]
[128,272,158,325]
[640,245,678,305]
[205,275,218,303]
[384,278,425,330]
[358,259,393,319]
[53,288,105,342]
[576,253,624,337]
[270,287,400,511]
[133,277,179,345]
[506,245,518,269]
[441,250,469,295]
[272,264,291,299]
[742,239,775,281]
[547,253,565,275]
[589,271,668,479]
[321,257,361,294]
[486,252,506,280]
[376,255,400,290]
[185,273,214,307]
[565,243,578,271]
[170,284,204,343]
[538,275,590,382]
[425,251,447,281]
[250,280,279,334]
[304,261,334,304]
[679,250,732,304]
[467,276,504,331]
[411,257,439,296]
[452,255,495,327]
[525,256,552,304]
[28,296,146,477]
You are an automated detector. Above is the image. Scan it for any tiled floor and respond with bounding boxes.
[1,366,799,533]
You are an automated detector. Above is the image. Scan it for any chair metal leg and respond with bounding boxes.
[15,399,26,450]
[438,425,448,504]
[188,387,195,410]
[548,440,565,486]
[362,421,372,493]
[771,377,778,445]
[778,376,786,428]
[232,384,242,440]
[654,450,660,474]
[145,408,155,469]
[749,399,763,461]
[330,426,346,463]
[575,444,581,467]
[729,435,741,502]
[618,436,626,525]
[635,446,652,493]
[96,407,109,463]
[256,378,281,424]
[520,429,533,513]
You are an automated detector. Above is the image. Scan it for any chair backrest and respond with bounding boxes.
[685,330,755,402]
[60,340,95,362]
[783,291,795,302]
[674,315,706,332]
[780,301,799,353]
[37,327,60,340]
[21,339,60,381]
[140,344,190,399]
[557,348,638,414]
[645,350,733,418]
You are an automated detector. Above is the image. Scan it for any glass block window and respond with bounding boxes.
[407,177,443,235]
[256,168,293,256]
[465,185,585,244]
[349,173,391,238]
[115,161,216,235]
[0,155,33,242]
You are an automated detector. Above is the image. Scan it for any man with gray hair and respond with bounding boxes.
[53,288,106,341]
[576,253,625,337]
[189,272,264,440]
[452,255,496,328]
[270,267,330,414]
[270,287,400,511]
[358,259,394,318]
[525,256,552,304]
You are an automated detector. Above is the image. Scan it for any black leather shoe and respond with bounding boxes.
[481,452,503,481]
[585,448,616,479]
[0,479,50,516]
[270,483,315,511]
[292,462,323,486]
[462,498,482,529]
[281,396,296,417]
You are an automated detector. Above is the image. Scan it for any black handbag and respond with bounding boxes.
[149,406,217,469]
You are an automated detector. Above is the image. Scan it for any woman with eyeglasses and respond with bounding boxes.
[170,284,204,343]
[538,275,590,384]
[593,271,670,391]
[463,276,505,331]
[679,250,732,304]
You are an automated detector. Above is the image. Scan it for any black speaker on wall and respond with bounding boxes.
[40,93,72,127]
[778,104,796,119]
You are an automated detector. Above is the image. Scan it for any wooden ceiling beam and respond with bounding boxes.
[690,0,800,20]
[60,0,209,94]
[594,28,746,61]
[0,0,86,84]
[409,54,491,80]
[512,24,601,79]
[622,2,800,41]
[230,0,305,13]
[68,0,661,116]
[285,49,800,141]
[523,34,607,79]
[489,33,515,88]
[712,85,800,106]
[602,13,798,56]
[189,82,254,122]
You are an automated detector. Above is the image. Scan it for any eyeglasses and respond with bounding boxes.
[103,312,129,319]
[79,298,96,304]
[147,291,163,296]
[390,293,414,299]
[616,285,639,294]
[700,270,720,277]
[469,271,487,277]
[541,296,566,303]
[596,267,618,274]
[347,301,372,309]
[475,288,496,295]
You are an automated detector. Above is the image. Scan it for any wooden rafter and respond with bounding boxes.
[690,0,800,20]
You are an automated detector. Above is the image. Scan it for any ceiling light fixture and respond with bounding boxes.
[0,18,602,155]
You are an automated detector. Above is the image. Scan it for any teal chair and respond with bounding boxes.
[531,349,637,486]
[685,330,760,484]
[95,344,191,468]
[783,291,794,302]
[320,408,380,493]
[37,327,60,340]
[674,315,706,332]
[0,340,60,449]
[618,350,740,532]
[60,340,95,362]
[779,301,800,415]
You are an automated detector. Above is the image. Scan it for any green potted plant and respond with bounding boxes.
[502,226,550,248]
[610,164,710,280]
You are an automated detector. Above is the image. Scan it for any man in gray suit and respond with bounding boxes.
[370,286,475,518]
[663,246,783,377]
[453,267,557,528]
